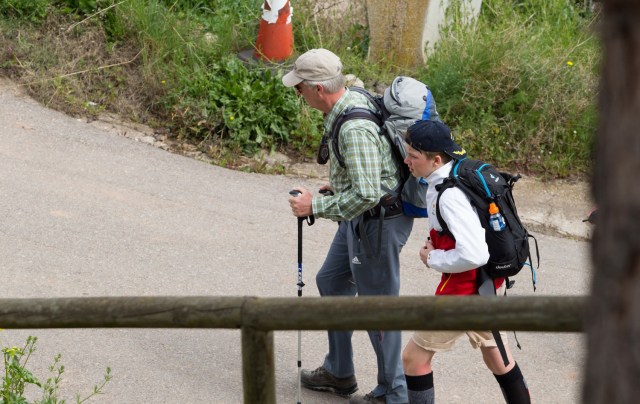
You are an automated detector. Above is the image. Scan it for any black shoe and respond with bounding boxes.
[349,392,385,403]
[300,366,358,396]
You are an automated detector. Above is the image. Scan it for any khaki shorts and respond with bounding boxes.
[413,283,508,352]
[412,329,508,352]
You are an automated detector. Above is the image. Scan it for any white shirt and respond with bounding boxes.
[423,161,490,273]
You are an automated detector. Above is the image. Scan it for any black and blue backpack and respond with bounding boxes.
[435,158,539,289]
[435,158,541,367]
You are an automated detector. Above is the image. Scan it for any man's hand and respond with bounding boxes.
[419,238,435,268]
[288,187,313,217]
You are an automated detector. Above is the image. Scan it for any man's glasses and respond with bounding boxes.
[294,83,303,95]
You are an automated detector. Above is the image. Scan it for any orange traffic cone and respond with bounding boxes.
[254,0,294,62]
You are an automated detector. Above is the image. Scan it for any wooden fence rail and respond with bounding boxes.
[0,295,586,403]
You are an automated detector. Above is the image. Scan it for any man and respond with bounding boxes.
[284,48,414,404]
[400,120,531,404]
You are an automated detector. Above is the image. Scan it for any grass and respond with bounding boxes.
[0,0,600,179]
[415,0,600,178]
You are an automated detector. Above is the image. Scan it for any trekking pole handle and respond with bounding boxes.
[289,190,315,226]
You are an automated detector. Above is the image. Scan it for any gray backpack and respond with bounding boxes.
[317,76,441,217]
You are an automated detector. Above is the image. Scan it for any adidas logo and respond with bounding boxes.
[352,256,361,265]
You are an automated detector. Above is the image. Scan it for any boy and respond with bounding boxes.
[400,120,531,404]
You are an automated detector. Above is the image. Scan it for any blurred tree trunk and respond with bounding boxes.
[584,0,640,402]
[366,0,431,68]
[366,0,481,69]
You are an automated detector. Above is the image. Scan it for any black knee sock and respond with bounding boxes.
[494,363,531,404]
[406,372,434,404]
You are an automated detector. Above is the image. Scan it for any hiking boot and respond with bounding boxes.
[349,392,385,403]
[300,366,358,396]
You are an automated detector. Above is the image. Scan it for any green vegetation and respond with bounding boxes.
[424,0,599,177]
[1,335,112,403]
[0,0,599,178]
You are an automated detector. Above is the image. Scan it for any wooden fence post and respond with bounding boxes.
[241,326,275,404]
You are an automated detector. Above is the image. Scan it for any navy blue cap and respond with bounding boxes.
[406,120,466,160]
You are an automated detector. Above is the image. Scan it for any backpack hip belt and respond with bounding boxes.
[362,194,403,220]
[357,195,404,260]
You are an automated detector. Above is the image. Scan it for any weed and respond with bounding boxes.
[0,0,49,23]
[1,335,112,403]
[163,56,321,154]
[57,1,100,16]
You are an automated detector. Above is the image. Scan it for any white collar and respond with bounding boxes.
[423,161,454,186]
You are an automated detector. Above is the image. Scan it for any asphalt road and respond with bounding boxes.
[0,81,590,403]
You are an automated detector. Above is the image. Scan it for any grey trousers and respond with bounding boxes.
[317,214,414,403]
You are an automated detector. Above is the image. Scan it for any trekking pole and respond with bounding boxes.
[289,190,314,404]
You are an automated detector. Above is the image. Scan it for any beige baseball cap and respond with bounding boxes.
[282,48,343,87]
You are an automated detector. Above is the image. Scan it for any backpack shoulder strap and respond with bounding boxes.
[434,160,465,238]
[329,107,382,168]
[435,178,456,239]
[348,86,389,119]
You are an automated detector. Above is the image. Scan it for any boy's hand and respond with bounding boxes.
[419,239,434,268]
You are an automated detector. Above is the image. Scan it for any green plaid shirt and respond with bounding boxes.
[312,89,401,221]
